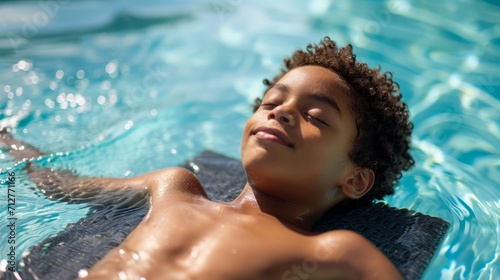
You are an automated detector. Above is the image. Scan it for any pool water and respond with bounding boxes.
[0,0,499,279]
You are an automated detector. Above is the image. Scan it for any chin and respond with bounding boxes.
[242,146,282,173]
[244,156,292,189]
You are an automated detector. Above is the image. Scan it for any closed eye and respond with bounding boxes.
[305,113,329,126]
[260,103,277,109]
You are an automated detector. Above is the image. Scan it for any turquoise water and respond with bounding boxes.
[0,0,499,279]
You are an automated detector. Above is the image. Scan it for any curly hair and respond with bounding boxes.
[253,36,414,206]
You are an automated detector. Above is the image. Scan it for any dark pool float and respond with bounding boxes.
[11,151,449,280]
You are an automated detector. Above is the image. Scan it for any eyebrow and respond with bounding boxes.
[272,83,342,117]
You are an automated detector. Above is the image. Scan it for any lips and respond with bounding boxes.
[253,127,294,148]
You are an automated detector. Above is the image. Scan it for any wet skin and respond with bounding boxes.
[0,66,402,280]
[85,168,401,280]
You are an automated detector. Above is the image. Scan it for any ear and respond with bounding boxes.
[340,168,375,199]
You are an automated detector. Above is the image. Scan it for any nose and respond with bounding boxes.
[268,104,296,126]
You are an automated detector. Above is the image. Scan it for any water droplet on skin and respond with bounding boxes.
[132,253,139,261]
[78,269,88,278]
[119,249,125,255]
[190,248,198,258]
[118,271,127,280]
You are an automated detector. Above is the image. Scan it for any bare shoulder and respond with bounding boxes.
[138,167,207,202]
[313,230,403,280]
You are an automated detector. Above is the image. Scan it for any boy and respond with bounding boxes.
[1,37,413,279]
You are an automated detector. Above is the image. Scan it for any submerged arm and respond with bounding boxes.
[25,165,149,205]
[1,131,148,205]
[1,131,205,206]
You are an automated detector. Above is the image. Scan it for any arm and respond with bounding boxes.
[1,131,148,205]
[1,131,206,206]
[26,166,206,206]
[313,230,403,280]
[25,165,149,206]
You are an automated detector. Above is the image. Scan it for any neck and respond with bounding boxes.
[229,183,323,231]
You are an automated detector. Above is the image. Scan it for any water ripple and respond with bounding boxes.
[0,0,499,279]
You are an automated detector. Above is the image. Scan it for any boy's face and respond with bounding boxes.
[241,65,358,206]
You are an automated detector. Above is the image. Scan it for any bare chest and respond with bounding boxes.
[87,202,314,280]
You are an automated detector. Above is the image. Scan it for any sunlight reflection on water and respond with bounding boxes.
[0,0,499,279]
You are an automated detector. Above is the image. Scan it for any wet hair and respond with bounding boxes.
[253,36,414,206]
